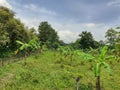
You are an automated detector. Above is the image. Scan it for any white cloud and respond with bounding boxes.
[0,0,12,9]
[58,30,79,43]
[107,0,120,6]
[13,15,110,43]
[21,18,39,29]
[24,4,56,15]
[51,21,110,42]
[5,1,111,43]
[14,12,110,43]
[82,23,105,29]
[84,23,96,28]
[18,18,79,43]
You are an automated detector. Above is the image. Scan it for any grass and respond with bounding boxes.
[0,51,120,90]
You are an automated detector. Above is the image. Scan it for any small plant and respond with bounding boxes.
[94,46,111,90]
[76,46,112,90]
[58,46,78,63]
[16,39,40,65]
[57,46,69,62]
[16,40,30,65]
[28,39,41,54]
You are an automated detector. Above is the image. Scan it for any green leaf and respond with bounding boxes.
[20,44,26,50]
[99,46,108,60]
[105,55,115,60]
[102,62,112,75]
[16,40,24,45]
[78,52,95,60]
[94,63,101,77]
[20,44,29,50]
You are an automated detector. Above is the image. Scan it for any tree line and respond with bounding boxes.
[0,6,120,57]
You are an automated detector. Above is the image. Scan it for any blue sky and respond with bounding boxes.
[0,0,120,43]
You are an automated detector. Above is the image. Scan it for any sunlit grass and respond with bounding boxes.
[0,51,120,90]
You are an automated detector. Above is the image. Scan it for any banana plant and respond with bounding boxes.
[56,46,70,64]
[58,46,73,60]
[16,40,30,65]
[28,39,40,54]
[76,46,112,90]
[16,39,41,64]
[94,46,111,90]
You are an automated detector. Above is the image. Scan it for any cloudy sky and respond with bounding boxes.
[0,0,120,43]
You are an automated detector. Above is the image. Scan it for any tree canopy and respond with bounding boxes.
[0,6,35,51]
[38,21,59,49]
[105,28,120,49]
[78,31,99,49]
[1,6,120,52]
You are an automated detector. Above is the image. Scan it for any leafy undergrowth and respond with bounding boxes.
[0,51,120,90]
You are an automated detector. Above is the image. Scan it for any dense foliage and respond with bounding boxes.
[38,21,60,49]
[78,31,99,49]
[0,6,120,90]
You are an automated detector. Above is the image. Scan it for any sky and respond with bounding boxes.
[0,0,120,43]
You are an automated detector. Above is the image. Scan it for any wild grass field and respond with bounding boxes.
[0,6,120,90]
[0,51,120,90]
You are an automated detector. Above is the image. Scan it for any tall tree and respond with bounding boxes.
[0,23,9,48]
[116,27,120,43]
[105,28,117,48]
[78,31,99,49]
[0,6,12,48]
[0,6,32,50]
[38,21,59,49]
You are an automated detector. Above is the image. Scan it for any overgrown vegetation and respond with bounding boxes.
[0,6,120,90]
[0,50,120,90]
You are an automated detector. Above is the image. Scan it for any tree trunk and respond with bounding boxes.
[96,76,101,90]
[1,59,4,66]
[76,82,79,90]
[24,50,27,65]
[76,77,80,90]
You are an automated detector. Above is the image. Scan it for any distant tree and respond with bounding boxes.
[38,21,59,49]
[99,40,105,47]
[78,31,99,49]
[105,28,117,48]
[116,27,120,43]
[29,27,36,34]
[117,32,120,42]
[27,27,38,41]
[70,39,81,49]
[59,40,66,46]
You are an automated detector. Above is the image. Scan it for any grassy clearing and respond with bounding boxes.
[0,51,120,90]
